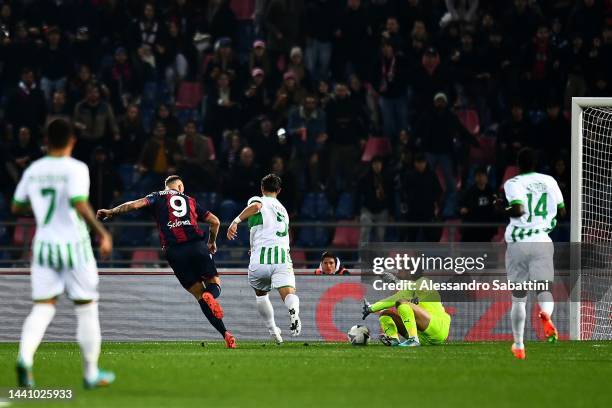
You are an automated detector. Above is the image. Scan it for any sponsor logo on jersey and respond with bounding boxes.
[167,219,192,229]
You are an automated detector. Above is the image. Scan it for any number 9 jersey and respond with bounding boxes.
[503,172,565,243]
[247,196,290,265]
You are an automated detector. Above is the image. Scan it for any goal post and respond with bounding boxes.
[570,97,612,340]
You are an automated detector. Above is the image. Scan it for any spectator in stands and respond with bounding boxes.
[264,0,303,65]
[334,0,373,81]
[225,146,261,203]
[176,120,216,191]
[241,68,271,121]
[101,47,135,115]
[567,0,604,43]
[376,39,409,140]
[412,47,451,116]
[89,146,123,211]
[39,26,71,103]
[205,70,241,145]
[128,2,166,52]
[358,156,393,243]
[497,100,534,177]
[73,83,120,161]
[551,156,570,212]
[416,92,477,217]
[535,99,570,166]
[272,71,306,127]
[154,103,181,140]
[205,37,241,88]
[5,127,43,184]
[400,153,442,242]
[248,40,273,80]
[304,0,335,82]
[287,94,327,160]
[203,0,237,42]
[47,90,71,120]
[316,80,333,110]
[314,251,350,275]
[244,115,287,169]
[287,46,309,86]
[326,82,367,185]
[270,155,298,216]
[219,130,243,172]
[138,121,182,188]
[1,22,38,85]
[4,67,47,138]
[503,0,540,48]
[66,64,94,110]
[459,166,497,242]
[115,104,147,165]
[163,20,191,98]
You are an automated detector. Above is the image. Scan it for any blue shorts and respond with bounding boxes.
[165,240,218,289]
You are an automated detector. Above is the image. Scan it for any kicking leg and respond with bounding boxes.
[378,310,405,346]
[188,281,235,348]
[255,289,282,344]
[511,290,527,359]
[75,300,115,388]
[278,287,300,336]
[17,298,57,388]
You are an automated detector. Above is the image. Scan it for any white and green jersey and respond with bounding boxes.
[503,172,564,243]
[247,195,291,265]
[12,156,94,269]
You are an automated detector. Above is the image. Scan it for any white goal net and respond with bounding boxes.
[572,100,612,340]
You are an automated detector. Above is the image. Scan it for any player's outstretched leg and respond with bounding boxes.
[75,302,116,388]
[280,289,301,336]
[510,293,527,359]
[256,293,283,344]
[202,282,224,319]
[193,281,235,348]
[16,302,56,388]
[537,289,558,343]
[378,314,401,346]
[396,302,420,347]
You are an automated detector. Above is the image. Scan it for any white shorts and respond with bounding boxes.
[248,263,295,292]
[31,261,99,301]
[505,242,555,284]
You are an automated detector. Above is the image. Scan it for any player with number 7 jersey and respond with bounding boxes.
[226,174,300,344]
[96,175,236,348]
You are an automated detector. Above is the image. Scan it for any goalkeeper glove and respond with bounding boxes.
[362,299,372,320]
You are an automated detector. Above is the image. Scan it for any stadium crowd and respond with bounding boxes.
[0,0,609,245]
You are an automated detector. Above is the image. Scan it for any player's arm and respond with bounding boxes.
[96,197,149,220]
[226,201,263,240]
[74,200,113,258]
[11,199,31,215]
[203,212,220,254]
[11,171,31,215]
[495,179,525,218]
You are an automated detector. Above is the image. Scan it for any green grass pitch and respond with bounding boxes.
[1,341,611,408]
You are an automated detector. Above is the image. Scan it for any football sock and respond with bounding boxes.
[511,296,527,349]
[205,283,221,299]
[397,304,419,339]
[537,291,554,316]
[18,303,56,367]
[75,302,101,381]
[283,293,300,315]
[198,299,227,336]
[379,315,399,338]
[256,294,277,330]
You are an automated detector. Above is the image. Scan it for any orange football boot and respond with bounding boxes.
[224,331,237,349]
[511,344,526,360]
[202,292,224,319]
[539,311,558,343]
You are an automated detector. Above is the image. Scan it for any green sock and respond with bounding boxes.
[379,315,399,339]
[397,304,418,339]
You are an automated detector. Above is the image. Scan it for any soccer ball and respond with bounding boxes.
[347,325,370,345]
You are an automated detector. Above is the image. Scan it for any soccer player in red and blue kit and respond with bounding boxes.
[97,175,236,348]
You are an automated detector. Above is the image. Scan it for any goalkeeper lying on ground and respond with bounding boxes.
[362,276,451,347]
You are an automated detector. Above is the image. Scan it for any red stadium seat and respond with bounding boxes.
[439,219,461,243]
[12,218,35,247]
[131,250,160,268]
[361,137,392,161]
[456,109,480,135]
[175,82,203,110]
[331,223,360,248]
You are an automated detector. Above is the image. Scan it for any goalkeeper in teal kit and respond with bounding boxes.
[362,277,451,346]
